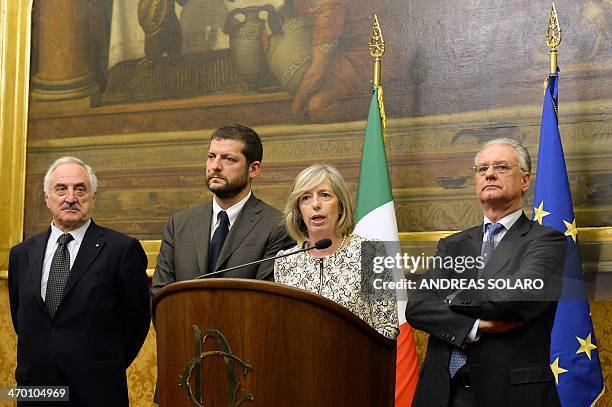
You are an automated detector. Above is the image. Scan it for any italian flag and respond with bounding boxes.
[354,85,418,406]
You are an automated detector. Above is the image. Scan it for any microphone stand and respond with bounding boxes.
[195,239,331,280]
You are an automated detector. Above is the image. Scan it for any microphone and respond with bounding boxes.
[195,238,332,279]
[312,239,333,250]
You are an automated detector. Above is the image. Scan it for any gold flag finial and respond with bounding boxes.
[545,2,562,75]
[369,14,385,86]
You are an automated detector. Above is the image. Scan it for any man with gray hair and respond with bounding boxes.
[8,156,151,406]
[406,138,566,407]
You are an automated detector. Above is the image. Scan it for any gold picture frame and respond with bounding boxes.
[0,0,32,276]
[0,1,610,279]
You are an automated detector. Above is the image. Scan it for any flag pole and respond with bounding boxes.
[369,15,385,86]
[369,15,387,136]
[546,2,562,75]
[363,15,419,407]
[538,5,605,405]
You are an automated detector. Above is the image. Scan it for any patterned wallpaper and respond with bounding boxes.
[0,280,610,406]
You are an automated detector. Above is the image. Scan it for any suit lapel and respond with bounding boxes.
[214,195,262,271]
[482,213,531,279]
[466,225,484,257]
[62,221,105,301]
[190,203,212,275]
[463,225,484,280]
[27,229,51,310]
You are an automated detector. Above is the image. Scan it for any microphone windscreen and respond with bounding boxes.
[314,238,332,250]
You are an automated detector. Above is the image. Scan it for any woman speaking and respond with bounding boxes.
[274,164,399,339]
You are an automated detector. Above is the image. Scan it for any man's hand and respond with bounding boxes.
[478,319,523,333]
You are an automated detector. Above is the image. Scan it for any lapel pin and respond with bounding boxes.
[95,243,100,247]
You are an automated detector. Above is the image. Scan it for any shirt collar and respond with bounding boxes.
[50,218,91,245]
[483,208,523,232]
[212,191,251,228]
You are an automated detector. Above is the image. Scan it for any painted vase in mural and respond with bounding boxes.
[266,15,313,95]
[224,5,277,92]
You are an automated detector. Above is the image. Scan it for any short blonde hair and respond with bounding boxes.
[284,164,355,242]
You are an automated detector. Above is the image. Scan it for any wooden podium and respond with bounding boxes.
[153,279,397,406]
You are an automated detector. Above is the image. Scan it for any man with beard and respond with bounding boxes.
[152,124,294,294]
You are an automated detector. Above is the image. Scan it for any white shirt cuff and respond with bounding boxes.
[465,319,481,343]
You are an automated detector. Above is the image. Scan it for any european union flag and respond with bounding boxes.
[533,71,604,406]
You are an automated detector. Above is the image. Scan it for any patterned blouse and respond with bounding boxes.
[274,234,399,339]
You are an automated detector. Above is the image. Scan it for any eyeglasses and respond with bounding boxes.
[472,163,520,175]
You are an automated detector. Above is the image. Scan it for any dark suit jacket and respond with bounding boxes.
[151,194,294,295]
[8,220,151,407]
[405,213,566,407]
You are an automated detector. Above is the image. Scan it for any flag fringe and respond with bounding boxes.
[589,385,605,407]
[375,84,387,137]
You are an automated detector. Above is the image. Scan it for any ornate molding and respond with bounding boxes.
[134,227,612,278]
[2,226,611,280]
[399,226,612,243]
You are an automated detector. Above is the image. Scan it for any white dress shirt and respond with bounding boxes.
[210,191,251,238]
[41,219,91,301]
[466,208,524,341]
[482,207,523,247]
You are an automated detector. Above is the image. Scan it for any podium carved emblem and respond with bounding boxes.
[179,325,253,406]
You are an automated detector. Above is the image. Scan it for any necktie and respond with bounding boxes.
[208,211,229,273]
[449,222,505,377]
[45,233,74,318]
[478,222,505,277]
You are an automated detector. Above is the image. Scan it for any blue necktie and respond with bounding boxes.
[449,223,505,377]
[208,211,229,273]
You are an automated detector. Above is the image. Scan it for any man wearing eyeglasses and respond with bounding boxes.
[406,138,566,407]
